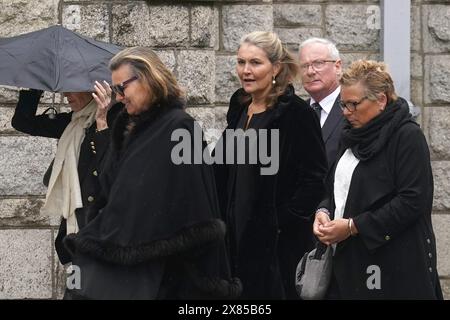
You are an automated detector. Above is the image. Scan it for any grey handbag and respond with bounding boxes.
[295,242,332,300]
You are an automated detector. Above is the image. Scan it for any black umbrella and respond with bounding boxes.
[0,25,123,92]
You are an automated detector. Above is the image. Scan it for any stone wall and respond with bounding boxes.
[0,0,449,299]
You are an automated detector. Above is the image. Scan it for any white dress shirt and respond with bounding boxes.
[333,148,360,220]
[332,148,360,252]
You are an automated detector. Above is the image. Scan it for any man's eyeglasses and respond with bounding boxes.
[111,76,138,96]
[299,60,336,72]
[339,96,369,112]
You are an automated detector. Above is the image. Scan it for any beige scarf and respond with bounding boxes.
[42,99,97,234]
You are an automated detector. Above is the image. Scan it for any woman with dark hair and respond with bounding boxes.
[314,60,443,299]
[214,31,328,299]
[64,47,241,300]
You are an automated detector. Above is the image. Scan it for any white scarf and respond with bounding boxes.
[42,99,97,234]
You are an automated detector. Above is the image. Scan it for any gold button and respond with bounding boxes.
[385,235,390,241]
[429,267,433,273]
[90,141,94,146]
[91,145,96,149]
[93,170,98,176]
[428,253,432,258]
[87,196,94,202]
[92,150,96,154]
[426,238,431,244]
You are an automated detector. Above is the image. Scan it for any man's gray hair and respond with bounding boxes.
[298,37,340,60]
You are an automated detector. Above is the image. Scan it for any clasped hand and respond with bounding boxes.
[313,211,351,246]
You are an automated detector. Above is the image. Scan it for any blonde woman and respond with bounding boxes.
[214,32,327,299]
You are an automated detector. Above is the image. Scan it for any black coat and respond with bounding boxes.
[214,86,328,299]
[64,102,241,299]
[11,89,122,264]
[319,101,443,299]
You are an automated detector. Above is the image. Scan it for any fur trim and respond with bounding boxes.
[64,219,226,266]
[111,99,184,153]
[227,85,296,128]
[185,266,243,299]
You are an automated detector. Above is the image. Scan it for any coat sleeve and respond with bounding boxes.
[92,103,123,164]
[280,100,328,222]
[352,123,434,251]
[315,164,338,219]
[11,89,71,138]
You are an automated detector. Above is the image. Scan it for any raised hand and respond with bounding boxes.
[92,80,112,131]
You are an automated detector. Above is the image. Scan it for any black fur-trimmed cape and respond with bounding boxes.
[64,100,241,299]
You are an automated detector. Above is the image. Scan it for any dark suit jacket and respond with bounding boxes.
[309,95,345,168]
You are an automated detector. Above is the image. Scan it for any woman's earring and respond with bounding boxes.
[272,76,276,85]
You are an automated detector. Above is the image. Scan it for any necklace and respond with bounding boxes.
[248,102,267,114]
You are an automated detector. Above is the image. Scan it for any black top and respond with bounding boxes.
[226,107,273,273]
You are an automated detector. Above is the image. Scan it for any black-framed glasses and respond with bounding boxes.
[299,60,337,72]
[111,76,138,96]
[339,96,369,112]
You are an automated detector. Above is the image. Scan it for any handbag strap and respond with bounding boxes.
[313,242,328,260]
[297,251,309,280]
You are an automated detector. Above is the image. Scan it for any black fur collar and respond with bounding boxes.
[227,85,296,129]
[111,99,184,153]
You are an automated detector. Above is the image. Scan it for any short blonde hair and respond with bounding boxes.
[239,31,298,108]
[109,47,184,105]
[340,60,397,103]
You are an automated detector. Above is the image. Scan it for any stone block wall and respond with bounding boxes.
[0,0,449,299]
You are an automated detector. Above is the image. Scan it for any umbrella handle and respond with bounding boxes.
[48,92,57,119]
[43,107,57,119]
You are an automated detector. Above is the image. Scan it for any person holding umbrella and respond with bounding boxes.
[11,85,123,291]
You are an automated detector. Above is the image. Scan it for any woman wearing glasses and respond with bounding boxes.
[313,60,443,299]
[214,31,328,299]
[63,46,241,299]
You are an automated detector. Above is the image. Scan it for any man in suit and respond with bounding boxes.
[299,38,345,168]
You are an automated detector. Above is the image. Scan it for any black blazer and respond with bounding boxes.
[11,89,122,264]
[309,95,345,168]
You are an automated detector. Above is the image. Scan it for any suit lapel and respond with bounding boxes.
[322,95,342,143]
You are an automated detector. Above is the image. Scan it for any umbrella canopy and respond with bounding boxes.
[0,25,123,92]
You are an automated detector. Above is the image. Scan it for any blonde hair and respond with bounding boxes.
[109,47,184,105]
[239,31,298,108]
[340,60,398,103]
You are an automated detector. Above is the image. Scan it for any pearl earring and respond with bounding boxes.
[272,76,276,85]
